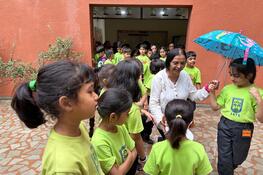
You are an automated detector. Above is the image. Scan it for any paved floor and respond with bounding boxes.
[0,100,263,175]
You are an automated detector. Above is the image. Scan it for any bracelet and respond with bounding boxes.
[204,83,210,93]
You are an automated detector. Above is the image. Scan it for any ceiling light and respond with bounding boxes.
[121,10,126,15]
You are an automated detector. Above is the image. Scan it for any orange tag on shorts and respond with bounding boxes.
[242,130,252,137]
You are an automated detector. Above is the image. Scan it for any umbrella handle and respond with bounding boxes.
[243,48,250,65]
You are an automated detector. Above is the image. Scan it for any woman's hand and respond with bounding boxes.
[207,80,220,93]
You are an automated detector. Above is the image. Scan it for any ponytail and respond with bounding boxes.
[11,82,46,128]
[165,99,194,149]
[168,115,187,149]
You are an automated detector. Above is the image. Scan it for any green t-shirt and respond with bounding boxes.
[183,66,201,85]
[125,103,144,134]
[91,125,135,174]
[160,57,166,62]
[145,73,154,91]
[94,53,100,62]
[136,55,152,87]
[216,84,263,123]
[144,140,212,175]
[138,79,147,96]
[42,122,104,175]
[114,52,124,64]
[104,59,114,65]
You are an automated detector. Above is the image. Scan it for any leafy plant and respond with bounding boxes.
[38,37,83,65]
[0,58,37,85]
[0,37,82,86]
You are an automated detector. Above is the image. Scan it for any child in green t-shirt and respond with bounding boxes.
[123,47,132,60]
[159,46,167,62]
[144,99,212,175]
[113,41,124,64]
[209,58,263,175]
[184,51,202,89]
[11,61,104,175]
[104,50,114,65]
[96,45,106,68]
[91,88,137,175]
[136,43,152,89]
[108,59,147,171]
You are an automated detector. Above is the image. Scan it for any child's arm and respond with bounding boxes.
[209,82,221,111]
[108,149,137,175]
[136,94,148,109]
[250,87,263,123]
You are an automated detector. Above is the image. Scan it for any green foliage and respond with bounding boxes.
[38,37,83,65]
[0,37,82,86]
[0,58,37,83]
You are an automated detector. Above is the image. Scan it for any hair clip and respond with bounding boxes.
[176,114,182,119]
[28,80,36,91]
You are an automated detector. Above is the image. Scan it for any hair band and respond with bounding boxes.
[176,114,182,119]
[28,80,36,91]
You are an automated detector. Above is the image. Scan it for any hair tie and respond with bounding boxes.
[176,114,182,119]
[28,80,37,91]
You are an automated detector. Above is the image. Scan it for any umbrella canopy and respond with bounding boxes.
[194,30,263,66]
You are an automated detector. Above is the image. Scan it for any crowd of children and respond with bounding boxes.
[11,40,263,175]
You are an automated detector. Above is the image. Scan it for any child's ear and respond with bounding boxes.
[58,96,73,112]
[109,113,118,123]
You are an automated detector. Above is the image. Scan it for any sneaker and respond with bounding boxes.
[137,156,147,171]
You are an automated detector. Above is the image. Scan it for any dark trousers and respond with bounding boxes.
[141,114,154,141]
[126,156,138,175]
[217,117,254,175]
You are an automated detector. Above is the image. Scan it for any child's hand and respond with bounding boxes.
[249,87,262,103]
[208,80,220,92]
[141,109,155,123]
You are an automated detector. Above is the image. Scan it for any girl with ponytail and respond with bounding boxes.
[144,99,212,175]
[11,60,104,175]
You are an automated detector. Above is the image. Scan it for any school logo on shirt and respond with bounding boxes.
[231,97,244,117]
[119,145,128,162]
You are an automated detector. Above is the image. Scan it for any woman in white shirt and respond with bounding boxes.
[149,48,217,133]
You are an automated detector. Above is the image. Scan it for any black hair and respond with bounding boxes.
[96,45,105,54]
[98,64,116,88]
[122,47,132,54]
[165,99,194,149]
[150,59,165,74]
[97,88,132,119]
[11,60,95,128]
[117,41,122,49]
[108,60,142,102]
[186,51,197,58]
[229,58,256,83]
[139,43,148,50]
[103,41,112,50]
[165,48,186,69]
[105,50,113,58]
[121,43,130,49]
[159,46,167,52]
